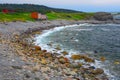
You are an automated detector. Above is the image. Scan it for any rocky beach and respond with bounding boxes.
[0,20,120,80]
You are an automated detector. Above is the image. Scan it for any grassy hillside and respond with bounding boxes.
[47,12,94,20]
[0,4,95,22]
[0,12,34,22]
[0,12,94,22]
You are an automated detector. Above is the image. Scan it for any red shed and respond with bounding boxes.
[31,12,38,19]
[2,9,9,14]
[31,12,47,20]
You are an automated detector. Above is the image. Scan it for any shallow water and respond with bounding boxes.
[35,24,120,80]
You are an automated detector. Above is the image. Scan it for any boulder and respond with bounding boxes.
[58,56,69,64]
[58,57,66,64]
[91,68,104,75]
[62,51,68,55]
[93,12,113,21]
[34,45,41,51]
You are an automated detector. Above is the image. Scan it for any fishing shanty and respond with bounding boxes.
[31,12,47,20]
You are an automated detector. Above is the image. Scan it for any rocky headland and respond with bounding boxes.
[93,12,113,21]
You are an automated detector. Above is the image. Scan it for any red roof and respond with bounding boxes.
[2,9,16,13]
[2,9,9,13]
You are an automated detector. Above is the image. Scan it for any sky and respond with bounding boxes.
[0,0,120,12]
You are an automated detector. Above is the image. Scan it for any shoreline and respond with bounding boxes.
[34,23,115,79]
[0,20,119,80]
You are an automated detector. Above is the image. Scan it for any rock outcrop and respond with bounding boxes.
[93,12,113,21]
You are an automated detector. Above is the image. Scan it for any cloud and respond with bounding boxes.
[90,0,120,5]
[30,0,120,6]
[0,0,119,12]
[0,0,120,6]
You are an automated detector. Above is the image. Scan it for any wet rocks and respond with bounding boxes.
[55,46,61,50]
[84,57,95,63]
[44,52,52,58]
[71,54,95,63]
[70,62,83,68]
[71,54,83,60]
[62,51,68,55]
[58,56,69,64]
[91,68,104,75]
[89,66,96,69]
[34,45,41,51]
[100,56,106,62]
[114,60,120,65]
[42,49,47,52]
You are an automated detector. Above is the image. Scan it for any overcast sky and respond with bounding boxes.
[0,0,120,12]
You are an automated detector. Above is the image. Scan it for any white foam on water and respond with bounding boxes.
[101,28,110,31]
[74,39,79,42]
[34,24,86,53]
[34,23,88,44]
[72,28,93,31]
[91,60,116,80]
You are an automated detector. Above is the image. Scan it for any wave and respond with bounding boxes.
[72,28,93,31]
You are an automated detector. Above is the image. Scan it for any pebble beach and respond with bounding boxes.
[0,20,120,80]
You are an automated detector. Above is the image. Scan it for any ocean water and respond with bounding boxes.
[34,24,120,80]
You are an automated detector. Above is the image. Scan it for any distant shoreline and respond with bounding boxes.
[1,19,120,25]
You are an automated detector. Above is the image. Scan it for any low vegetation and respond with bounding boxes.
[0,12,94,22]
[0,12,34,22]
[47,12,94,20]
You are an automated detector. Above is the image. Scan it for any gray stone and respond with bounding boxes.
[93,12,113,21]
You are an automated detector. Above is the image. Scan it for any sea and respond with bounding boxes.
[34,23,120,80]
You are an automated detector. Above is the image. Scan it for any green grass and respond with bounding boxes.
[0,12,34,22]
[46,12,94,20]
[0,12,94,22]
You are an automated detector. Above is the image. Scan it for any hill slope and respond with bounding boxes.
[0,4,81,13]
[0,4,94,22]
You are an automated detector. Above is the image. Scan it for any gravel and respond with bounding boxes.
[0,20,77,80]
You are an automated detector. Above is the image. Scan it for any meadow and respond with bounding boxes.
[0,12,94,22]
[46,12,94,20]
[0,12,34,22]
